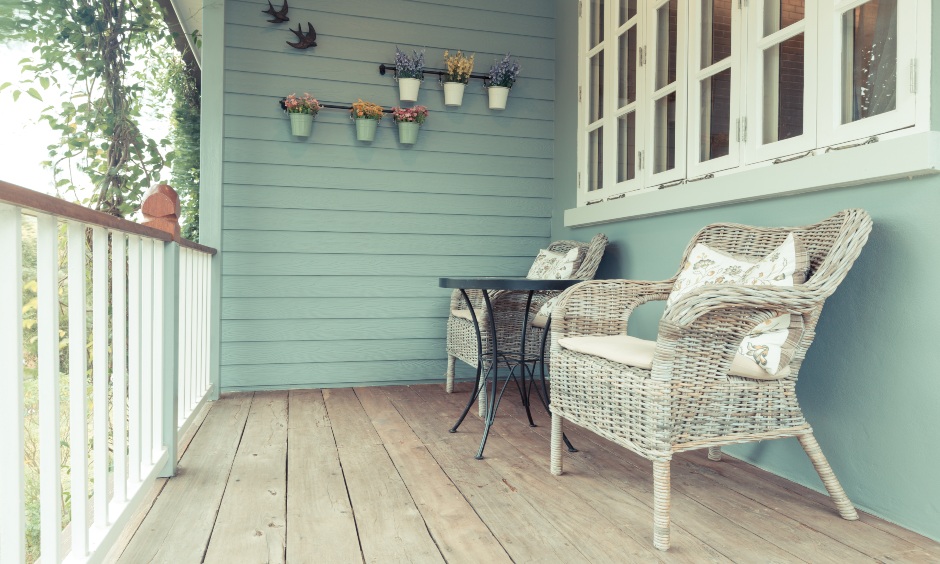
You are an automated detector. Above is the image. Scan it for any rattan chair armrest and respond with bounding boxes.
[663,284,819,328]
[553,279,675,339]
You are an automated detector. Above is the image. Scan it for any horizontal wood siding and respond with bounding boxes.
[222,0,554,390]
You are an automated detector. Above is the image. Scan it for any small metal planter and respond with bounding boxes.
[355,118,378,142]
[487,86,510,110]
[398,77,421,102]
[397,121,420,145]
[289,113,314,137]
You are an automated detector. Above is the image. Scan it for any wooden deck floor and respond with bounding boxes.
[110,383,940,563]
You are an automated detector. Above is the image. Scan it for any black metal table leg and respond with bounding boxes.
[451,289,485,433]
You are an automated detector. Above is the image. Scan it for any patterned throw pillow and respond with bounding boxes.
[664,233,808,376]
[526,248,581,280]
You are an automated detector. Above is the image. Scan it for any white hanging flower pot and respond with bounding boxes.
[488,86,510,110]
[443,82,467,107]
[289,113,314,136]
[398,77,421,102]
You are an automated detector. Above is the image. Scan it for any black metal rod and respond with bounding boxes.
[279,98,397,113]
[379,63,491,84]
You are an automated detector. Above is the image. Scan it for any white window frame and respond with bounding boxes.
[574,0,931,218]
[745,0,819,164]
[687,0,746,178]
[644,0,688,188]
[612,1,647,196]
[818,0,918,147]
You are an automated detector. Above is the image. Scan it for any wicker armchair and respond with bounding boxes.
[445,234,608,407]
[548,210,872,551]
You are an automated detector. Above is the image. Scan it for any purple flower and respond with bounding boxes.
[395,47,426,80]
[488,53,521,88]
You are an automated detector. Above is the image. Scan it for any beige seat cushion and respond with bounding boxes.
[531,313,549,328]
[450,309,474,321]
[557,334,790,381]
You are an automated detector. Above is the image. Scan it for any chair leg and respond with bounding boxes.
[550,413,564,476]
[477,375,487,418]
[445,355,456,393]
[707,446,722,461]
[798,433,858,520]
[652,459,672,551]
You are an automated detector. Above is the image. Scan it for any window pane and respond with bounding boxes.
[618,112,637,182]
[618,27,638,107]
[763,0,804,37]
[588,128,604,191]
[701,0,732,69]
[654,92,677,173]
[589,52,605,122]
[841,0,897,124]
[655,0,679,90]
[591,0,605,47]
[763,34,805,143]
[620,0,637,24]
[700,68,731,161]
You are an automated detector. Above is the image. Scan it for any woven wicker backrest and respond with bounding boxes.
[679,209,872,300]
[548,233,609,280]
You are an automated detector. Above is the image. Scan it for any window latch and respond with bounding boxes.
[607,193,626,201]
[773,150,814,164]
[586,198,603,205]
[687,173,714,183]
[657,179,685,190]
[825,136,878,153]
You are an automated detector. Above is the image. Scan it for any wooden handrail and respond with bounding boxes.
[0,180,216,254]
[179,238,217,255]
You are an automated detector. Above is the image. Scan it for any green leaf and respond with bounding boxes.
[0,82,11,92]
[26,88,42,101]
[39,77,49,89]
[12,90,20,101]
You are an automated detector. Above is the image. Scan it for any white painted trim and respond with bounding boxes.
[565,131,940,226]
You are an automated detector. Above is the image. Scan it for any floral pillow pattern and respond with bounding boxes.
[664,233,807,376]
[527,248,581,280]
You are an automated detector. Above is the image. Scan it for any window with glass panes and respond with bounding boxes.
[577,0,925,207]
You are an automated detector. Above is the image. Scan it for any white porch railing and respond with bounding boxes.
[0,181,217,564]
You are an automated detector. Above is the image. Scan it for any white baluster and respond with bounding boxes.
[92,227,110,528]
[0,204,25,564]
[36,214,61,563]
[152,241,164,461]
[67,221,89,558]
[127,236,141,484]
[112,233,127,504]
[140,238,154,468]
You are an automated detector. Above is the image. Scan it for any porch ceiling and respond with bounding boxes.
[166,0,202,67]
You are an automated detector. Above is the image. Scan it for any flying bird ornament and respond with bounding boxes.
[287,23,317,49]
[262,0,289,23]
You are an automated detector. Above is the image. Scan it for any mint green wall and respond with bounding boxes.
[553,0,940,541]
[220,0,554,390]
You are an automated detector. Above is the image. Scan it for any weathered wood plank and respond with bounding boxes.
[117,394,253,563]
[204,392,288,564]
[389,384,636,563]
[455,383,805,563]
[286,390,362,563]
[447,386,728,563]
[354,386,512,564]
[321,388,444,563]
[673,452,940,562]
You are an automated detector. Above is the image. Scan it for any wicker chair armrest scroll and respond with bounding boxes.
[552,279,676,339]
[663,284,818,328]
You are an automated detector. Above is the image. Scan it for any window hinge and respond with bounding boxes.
[735,118,740,142]
[579,85,582,103]
[639,46,645,66]
[578,172,581,187]
[910,58,918,93]
[638,150,644,171]
[579,0,583,17]
[741,117,748,143]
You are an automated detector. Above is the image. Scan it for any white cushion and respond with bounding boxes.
[558,334,790,381]
[450,308,474,321]
[527,248,581,280]
[665,233,807,376]
[531,295,560,328]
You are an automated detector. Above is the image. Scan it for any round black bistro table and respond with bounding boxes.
[439,276,580,459]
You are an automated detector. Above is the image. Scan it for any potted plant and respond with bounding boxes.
[350,99,385,142]
[442,50,474,107]
[486,53,521,110]
[395,47,425,102]
[392,105,429,145]
[282,93,321,137]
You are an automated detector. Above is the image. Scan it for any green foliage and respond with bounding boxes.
[162,58,201,240]
[2,0,181,217]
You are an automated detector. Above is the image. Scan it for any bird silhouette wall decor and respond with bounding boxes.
[262,0,289,23]
[287,23,318,49]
